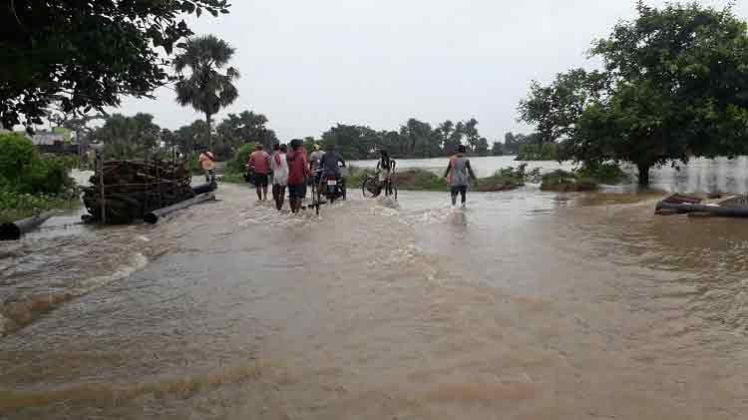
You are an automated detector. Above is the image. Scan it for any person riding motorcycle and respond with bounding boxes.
[320,144,345,178]
[319,144,346,197]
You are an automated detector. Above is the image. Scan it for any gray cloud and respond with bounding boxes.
[117,0,745,141]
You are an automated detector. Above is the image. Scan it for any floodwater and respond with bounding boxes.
[2,158,748,419]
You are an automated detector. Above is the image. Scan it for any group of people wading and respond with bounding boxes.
[243,141,345,213]
[198,142,478,210]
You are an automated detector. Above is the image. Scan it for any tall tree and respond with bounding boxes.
[400,119,439,157]
[491,141,505,156]
[461,118,481,153]
[0,1,230,131]
[475,137,490,156]
[322,124,379,159]
[173,120,210,157]
[174,35,240,149]
[519,2,748,186]
[216,111,277,158]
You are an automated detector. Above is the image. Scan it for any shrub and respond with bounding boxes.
[0,186,80,223]
[540,170,598,192]
[473,164,540,191]
[0,133,74,195]
[0,133,36,181]
[227,143,261,174]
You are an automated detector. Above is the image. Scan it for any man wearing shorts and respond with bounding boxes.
[248,144,271,201]
[444,145,477,207]
[286,140,310,214]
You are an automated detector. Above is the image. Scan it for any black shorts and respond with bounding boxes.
[288,183,307,200]
[253,173,269,187]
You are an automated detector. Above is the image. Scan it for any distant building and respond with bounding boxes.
[31,131,65,146]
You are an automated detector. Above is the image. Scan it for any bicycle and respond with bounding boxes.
[362,160,397,200]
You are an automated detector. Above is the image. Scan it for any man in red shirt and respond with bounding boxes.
[247,144,271,201]
[286,140,310,213]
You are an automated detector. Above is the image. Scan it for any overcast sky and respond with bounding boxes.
[117,0,746,142]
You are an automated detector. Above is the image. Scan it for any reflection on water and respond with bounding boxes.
[2,160,748,418]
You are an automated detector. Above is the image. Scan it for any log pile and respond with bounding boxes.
[83,160,195,224]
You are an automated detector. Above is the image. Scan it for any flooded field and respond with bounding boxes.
[2,158,748,419]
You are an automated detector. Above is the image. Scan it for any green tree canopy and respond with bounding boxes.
[93,113,161,159]
[0,0,230,131]
[519,2,748,186]
[216,111,278,158]
[173,120,210,157]
[321,124,379,158]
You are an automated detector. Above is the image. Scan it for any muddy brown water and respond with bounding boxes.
[2,159,748,419]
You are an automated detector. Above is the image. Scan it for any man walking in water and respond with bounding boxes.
[286,140,310,214]
[248,144,271,201]
[270,144,289,211]
[198,147,216,183]
[444,145,477,207]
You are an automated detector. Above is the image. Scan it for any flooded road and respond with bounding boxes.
[3,159,748,419]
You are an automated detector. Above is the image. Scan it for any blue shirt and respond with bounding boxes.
[321,151,345,176]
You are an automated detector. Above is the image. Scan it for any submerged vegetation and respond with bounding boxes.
[347,164,540,192]
[540,163,628,192]
[540,170,598,192]
[476,164,539,191]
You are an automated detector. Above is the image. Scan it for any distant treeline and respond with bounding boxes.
[87,112,552,161]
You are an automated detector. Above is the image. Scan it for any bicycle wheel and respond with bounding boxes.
[362,177,381,198]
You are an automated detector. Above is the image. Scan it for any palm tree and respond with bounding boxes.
[174,35,239,150]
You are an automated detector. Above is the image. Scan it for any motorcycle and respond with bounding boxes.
[319,173,346,204]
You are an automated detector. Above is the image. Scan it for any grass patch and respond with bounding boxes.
[350,165,538,192]
[395,169,448,190]
[0,190,80,224]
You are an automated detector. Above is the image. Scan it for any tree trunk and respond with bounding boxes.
[206,112,212,150]
[637,163,651,187]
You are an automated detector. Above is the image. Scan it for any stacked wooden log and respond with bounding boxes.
[83,160,195,224]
